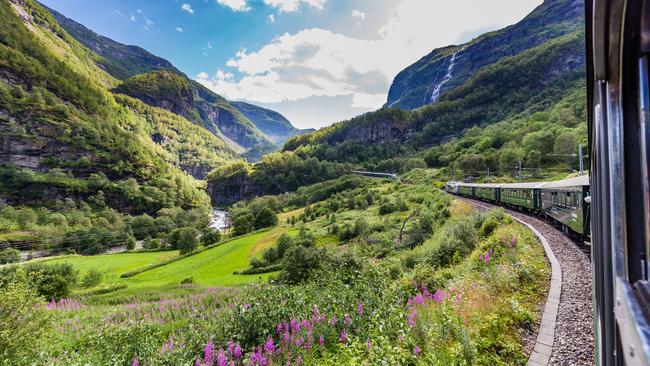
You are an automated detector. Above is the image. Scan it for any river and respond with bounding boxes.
[210,208,230,231]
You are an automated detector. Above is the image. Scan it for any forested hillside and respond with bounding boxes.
[0,0,234,252]
[46,4,304,157]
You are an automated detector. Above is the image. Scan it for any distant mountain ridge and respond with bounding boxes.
[44,4,305,156]
[385,0,583,110]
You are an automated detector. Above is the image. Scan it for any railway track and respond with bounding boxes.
[459,197,594,366]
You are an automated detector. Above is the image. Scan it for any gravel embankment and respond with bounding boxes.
[462,198,594,365]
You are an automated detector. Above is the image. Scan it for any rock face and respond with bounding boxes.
[385,0,584,110]
[231,101,313,144]
[207,173,265,205]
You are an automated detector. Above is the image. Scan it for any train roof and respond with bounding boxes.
[449,175,589,189]
[538,175,589,188]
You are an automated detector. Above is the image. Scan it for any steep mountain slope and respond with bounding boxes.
[112,70,271,152]
[44,4,301,155]
[44,4,179,80]
[0,0,234,216]
[385,0,583,110]
[231,101,313,144]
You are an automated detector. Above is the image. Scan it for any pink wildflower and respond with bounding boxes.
[358,303,364,316]
[344,314,351,327]
[234,343,242,359]
[204,339,214,365]
[217,349,227,366]
[319,335,325,346]
[365,338,372,350]
[340,329,348,343]
[414,345,421,357]
[265,336,276,353]
[132,354,139,366]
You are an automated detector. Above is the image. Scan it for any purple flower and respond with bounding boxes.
[329,316,337,326]
[408,310,417,326]
[313,305,319,317]
[296,355,303,365]
[365,338,372,350]
[344,314,351,327]
[132,354,139,366]
[234,343,242,359]
[204,339,214,365]
[358,303,364,316]
[340,329,348,343]
[265,336,276,353]
[195,357,201,366]
[319,335,325,346]
[217,349,227,366]
[227,338,234,355]
[414,345,421,357]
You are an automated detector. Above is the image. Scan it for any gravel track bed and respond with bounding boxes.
[461,198,594,365]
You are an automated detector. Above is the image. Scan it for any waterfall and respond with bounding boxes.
[430,47,464,103]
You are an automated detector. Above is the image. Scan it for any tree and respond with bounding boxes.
[525,149,542,171]
[554,131,578,166]
[499,148,522,176]
[23,263,78,300]
[201,227,221,245]
[0,248,20,264]
[125,236,136,251]
[0,282,52,364]
[232,211,255,236]
[279,246,326,284]
[522,130,554,156]
[456,154,486,176]
[253,207,278,229]
[80,268,102,288]
[168,227,199,254]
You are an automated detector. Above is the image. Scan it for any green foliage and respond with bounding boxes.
[80,268,103,288]
[0,248,20,264]
[253,207,278,229]
[167,227,199,254]
[0,282,51,365]
[126,236,136,251]
[201,227,222,246]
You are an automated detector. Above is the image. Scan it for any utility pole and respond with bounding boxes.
[487,167,490,177]
[518,160,522,181]
[578,144,584,174]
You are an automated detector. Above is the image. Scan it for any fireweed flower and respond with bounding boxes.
[358,303,364,316]
[195,357,201,366]
[234,343,243,359]
[204,339,214,364]
[132,354,138,366]
[319,335,325,346]
[340,329,348,343]
[330,316,337,326]
[216,349,227,366]
[414,345,421,357]
[344,314,351,327]
[227,338,234,355]
[365,338,372,350]
[265,336,276,353]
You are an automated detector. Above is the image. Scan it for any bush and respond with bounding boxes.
[80,268,102,288]
[202,227,221,245]
[254,207,278,229]
[0,247,20,264]
[0,282,51,364]
[232,210,255,236]
[379,201,398,215]
[22,263,78,300]
[125,236,136,251]
[279,246,327,285]
[180,277,194,284]
[168,227,199,254]
[479,218,499,238]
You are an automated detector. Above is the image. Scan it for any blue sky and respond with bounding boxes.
[41,0,542,128]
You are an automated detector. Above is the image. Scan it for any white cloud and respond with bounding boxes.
[216,0,250,12]
[263,0,326,12]
[268,14,276,23]
[198,0,543,127]
[207,41,213,49]
[197,72,210,79]
[136,9,142,13]
[175,27,184,32]
[144,18,154,26]
[129,14,136,22]
[351,9,365,20]
[181,3,195,14]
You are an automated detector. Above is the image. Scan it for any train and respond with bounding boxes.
[445,175,590,237]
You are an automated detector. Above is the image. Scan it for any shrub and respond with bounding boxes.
[279,246,327,284]
[180,277,194,284]
[0,282,51,364]
[201,227,221,245]
[80,268,102,288]
[479,218,499,238]
[22,263,78,300]
[379,201,398,215]
[168,227,199,254]
[125,236,136,251]
[232,210,255,236]
[253,207,278,229]
[0,247,20,264]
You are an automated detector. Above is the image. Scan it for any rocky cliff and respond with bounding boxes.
[385,0,584,110]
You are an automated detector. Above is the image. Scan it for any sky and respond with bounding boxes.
[41,0,543,129]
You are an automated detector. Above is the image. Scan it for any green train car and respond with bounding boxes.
[445,176,590,236]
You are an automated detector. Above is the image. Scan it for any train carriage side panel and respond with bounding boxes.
[539,176,589,235]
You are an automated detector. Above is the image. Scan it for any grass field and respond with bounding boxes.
[46,250,180,283]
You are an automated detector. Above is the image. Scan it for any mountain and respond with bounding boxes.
[385,0,583,110]
[44,4,302,156]
[231,101,314,144]
[0,0,236,217]
[113,70,271,152]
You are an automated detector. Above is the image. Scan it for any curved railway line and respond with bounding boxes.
[458,197,594,366]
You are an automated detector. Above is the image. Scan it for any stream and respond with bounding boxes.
[210,208,230,231]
